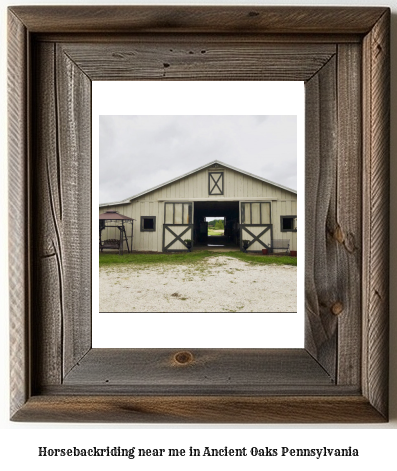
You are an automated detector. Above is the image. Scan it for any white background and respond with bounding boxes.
[93,81,305,348]
[1,0,396,469]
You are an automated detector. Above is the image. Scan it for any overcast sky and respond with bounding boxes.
[99,115,297,204]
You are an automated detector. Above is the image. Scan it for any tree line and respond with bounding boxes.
[208,219,224,229]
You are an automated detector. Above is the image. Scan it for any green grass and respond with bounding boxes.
[220,251,297,266]
[99,250,297,267]
[208,229,224,236]
[99,250,215,267]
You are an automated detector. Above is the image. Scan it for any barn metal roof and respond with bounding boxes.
[99,160,297,208]
[99,211,134,220]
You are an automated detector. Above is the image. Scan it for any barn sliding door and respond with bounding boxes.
[163,202,194,252]
[240,202,272,252]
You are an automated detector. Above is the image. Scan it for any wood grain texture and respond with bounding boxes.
[304,57,338,379]
[304,44,366,389]
[362,10,390,419]
[32,42,63,388]
[335,44,362,386]
[8,10,29,419]
[32,42,92,388]
[12,396,385,424]
[9,6,387,34]
[56,45,91,377]
[60,42,335,82]
[34,33,363,45]
[62,349,334,391]
[8,6,390,423]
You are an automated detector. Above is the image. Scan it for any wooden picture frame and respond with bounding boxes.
[8,6,390,423]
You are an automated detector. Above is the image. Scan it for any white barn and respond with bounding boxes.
[99,160,297,253]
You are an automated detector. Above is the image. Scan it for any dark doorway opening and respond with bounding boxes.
[194,201,240,250]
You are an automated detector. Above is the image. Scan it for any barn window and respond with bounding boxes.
[241,202,271,224]
[280,216,297,232]
[164,203,192,224]
[141,216,156,232]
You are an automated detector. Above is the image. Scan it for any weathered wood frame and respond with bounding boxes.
[8,6,390,423]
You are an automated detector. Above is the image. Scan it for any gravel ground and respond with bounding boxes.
[99,256,297,313]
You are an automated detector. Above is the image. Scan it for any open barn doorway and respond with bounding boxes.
[194,201,240,250]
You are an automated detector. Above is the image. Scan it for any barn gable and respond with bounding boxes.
[100,160,296,207]
[99,160,297,253]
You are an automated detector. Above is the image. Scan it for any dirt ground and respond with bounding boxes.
[99,256,297,313]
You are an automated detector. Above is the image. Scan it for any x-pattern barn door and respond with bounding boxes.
[240,224,272,251]
[240,201,273,252]
[163,202,193,252]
